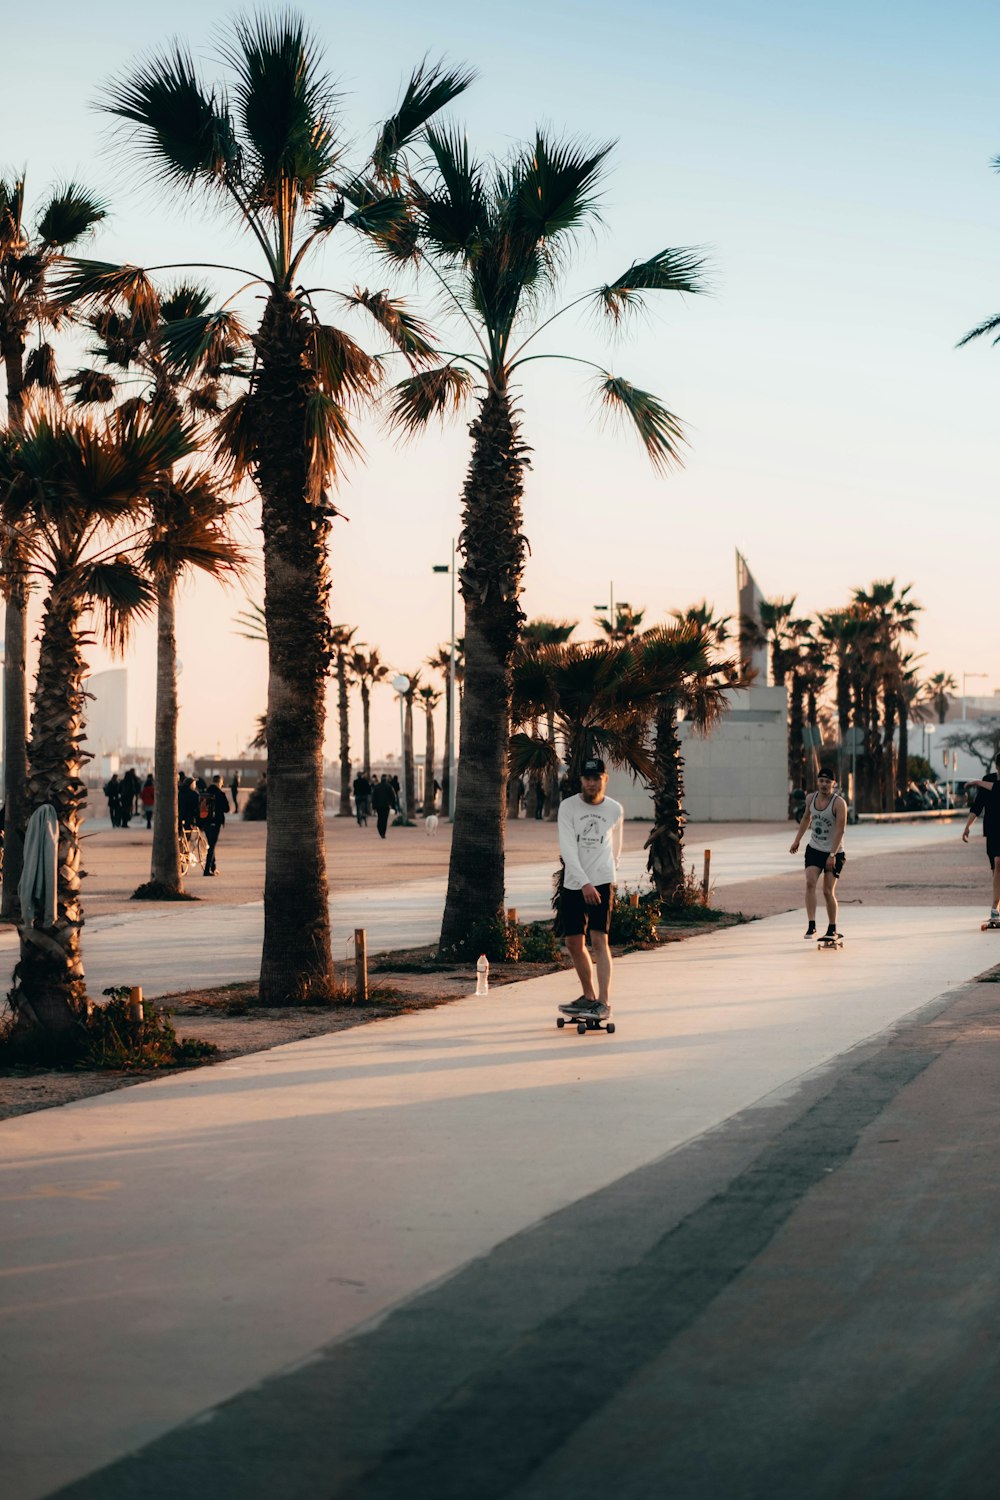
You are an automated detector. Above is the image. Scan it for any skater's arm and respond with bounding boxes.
[962,809,979,842]
[789,797,812,853]
[827,797,848,868]
[612,807,624,871]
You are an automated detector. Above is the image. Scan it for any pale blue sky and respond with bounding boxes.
[3,0,999,760]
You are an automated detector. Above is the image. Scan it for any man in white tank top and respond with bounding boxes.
[789,767,848,940]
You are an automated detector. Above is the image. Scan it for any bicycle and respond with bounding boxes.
[178,823,207,871]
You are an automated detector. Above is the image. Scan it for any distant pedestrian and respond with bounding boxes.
[198,774,230,877]
[120,768,139,825]
[104,772,124,828]
[371,774,395,839]
[230,771,241,814]
[140,774,155,829]
[534,779,546,819]
[390,774,401,813]
[353,772,371,827]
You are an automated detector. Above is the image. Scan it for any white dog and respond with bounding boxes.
[424,814,440,837]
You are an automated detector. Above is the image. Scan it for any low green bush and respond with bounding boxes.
[608,886,661,947]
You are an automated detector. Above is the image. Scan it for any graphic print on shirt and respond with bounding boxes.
[807,794,843,853]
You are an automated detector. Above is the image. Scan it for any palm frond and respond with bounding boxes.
[234,599,267,642]
[51,259,160,317]
[64,368,117,406]
[341,287,436,365]
[599,374,686,473]
[102,43,237,191]
[596,247,708,325]
[957,313,1000,348]
[371,59,477,180]
[0,175,25,250]
[225,13,339,205]
[384,365,475,435]
[215,391,257,482]
[418,125,488,256]
[23,343,60,393]
[509,732,558,778]
[158,282,213,323]
[34,185,108,248]
[157,308,251,375]
[513,133,612,241]
[309,324,380,401]
[304,390,362,499]
[81,558,156,653]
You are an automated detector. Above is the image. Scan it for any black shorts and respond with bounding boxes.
[987,842,1000,869]
[561,883,613,937]
[804,846,845,878]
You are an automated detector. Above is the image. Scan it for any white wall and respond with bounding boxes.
[606,685,789,822]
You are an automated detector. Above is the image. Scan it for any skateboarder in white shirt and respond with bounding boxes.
[556,757,624,1020]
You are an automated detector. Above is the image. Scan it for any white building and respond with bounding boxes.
[83,668,128,779]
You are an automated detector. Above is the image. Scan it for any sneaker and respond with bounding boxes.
[991,909,1000,921]
[575,999,611,1020]
[558,997,594,1016]
[824,925,837,938]
[804,922,816,939]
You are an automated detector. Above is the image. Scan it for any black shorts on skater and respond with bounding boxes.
[804,846,845,877]
[560,882,613,937]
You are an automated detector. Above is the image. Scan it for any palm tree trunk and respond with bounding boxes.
[361,681,372,777]
[404,696,415,817]
[337,651,351,816]
[150,572,182,891]
[439,386,527,952]
[646,694,686,904]
[440,678,452,814]
[422,704,436,815]
[255,292,333,1003]
[10,580,88,1035]
[1,584,29,917]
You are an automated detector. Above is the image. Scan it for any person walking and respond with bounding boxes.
[178,775,200,836]
[556,757,624,1022]
[140,774,155,830]
[371,774,395,840]
[353,772,371,827]
[789,766,848,940]
[198,774,230,877]
[963,753,1000,925]
[230,771,241,815]
[104,772,124,828]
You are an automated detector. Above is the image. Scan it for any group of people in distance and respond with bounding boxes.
[103,767,241,879]
[103,769,155,829]
[352,772,444,839]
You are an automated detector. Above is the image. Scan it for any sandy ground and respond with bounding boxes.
[2,812,989,1120]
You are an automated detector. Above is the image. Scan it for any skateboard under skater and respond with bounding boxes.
[556,1012,616,1036]
[817,934,844,951]
[981,919,1000,932]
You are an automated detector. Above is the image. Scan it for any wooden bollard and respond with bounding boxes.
[629,891,640,908]
[507,907,518,925]
[354,928,368,1004]
[701,850,712,903]
[128,986,144,1024]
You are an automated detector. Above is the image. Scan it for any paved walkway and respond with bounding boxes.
[2,902,998,1498]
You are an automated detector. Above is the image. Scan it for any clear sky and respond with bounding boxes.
[3,0,999,766]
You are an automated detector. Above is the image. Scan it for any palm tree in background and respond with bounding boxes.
[90,14,472,1001]
[0,404,194,1037]
[330,625,357,816]
[521,618,577,817]
[925,670,957,726]
[595,605,646,642]
[758,597,797,687]
[0,174,107,914]
[384,126,706,949]
[418,683,442,813]
[426,641,465,813]
[351,647,391,776]
[68,278,247,894]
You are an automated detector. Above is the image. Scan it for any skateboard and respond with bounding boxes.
[556,1012,616,1035]
[817,935,844,951]
[981,919,1000,932]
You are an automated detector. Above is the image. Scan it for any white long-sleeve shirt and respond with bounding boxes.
[557,793,625,889]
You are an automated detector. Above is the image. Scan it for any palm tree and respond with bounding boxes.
[595,605,646,642]
[330,625,357,816]
[385,128,706,947]
[418,684,442,813]
[351,647,390,777]
[851,580,922,810]
[640,623,734,904]
[401,672,422,819]
[426,641,465,813]
[0,404,194,1036]
[0,175,107,914]
[758,597,797,686]
[896,652,927,800]
[521,619,578,817]
[93,20,472,1000]
[69,279,247,895]
[925,670,957,726]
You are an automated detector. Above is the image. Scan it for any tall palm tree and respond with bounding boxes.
[400,672,421,819]
[758,596,797,687]
[385,127,706,947]
[418,683,442,813]
[330,625,357,816]
[0,175,107,914]
[0,404,194,1036]
[852,580,921,811]
[91,20,472,1000]
[594,605,646,642]
[69,279,247,894]
[925,670,957,726]
[351,647,390,777]
[426,640,465,813]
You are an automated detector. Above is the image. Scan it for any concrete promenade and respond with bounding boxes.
[3,871,1000,1496]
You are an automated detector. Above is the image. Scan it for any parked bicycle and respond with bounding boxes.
[178,824,207,871]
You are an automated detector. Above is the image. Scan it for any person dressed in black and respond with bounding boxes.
[964,753,1000,923]
[178,775,200,835]
[199,774,231,876]
[353,772,371,826]
[230,771,241,814]
[104,772,124,827]
[371,774,395,839]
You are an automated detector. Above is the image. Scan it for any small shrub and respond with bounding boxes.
[608,886,661,947]
[131,880,199,902]
[516,922,561,963]
[81,988,220,1071]
[438,914,522,963]
[659,862,712,913]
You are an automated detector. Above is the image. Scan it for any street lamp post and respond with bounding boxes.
[391,673,410,821]
[961,671,988,721]
[432,539,458,821]
[593,582,631,640]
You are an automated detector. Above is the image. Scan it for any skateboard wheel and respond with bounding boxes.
[557,1016,565,1028]
[606,1022,616,1034]
[577,1022,587,1035]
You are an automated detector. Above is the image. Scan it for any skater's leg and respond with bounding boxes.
[590,931,612,1006]
[804,865,820,923]
[565,934,596,1000]
[992,856,1000,912]
[822,868,839,929]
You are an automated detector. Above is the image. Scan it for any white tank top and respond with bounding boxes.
[807,792,844,853]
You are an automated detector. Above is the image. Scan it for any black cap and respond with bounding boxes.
[580,757,606,777]
[817,766,835,779]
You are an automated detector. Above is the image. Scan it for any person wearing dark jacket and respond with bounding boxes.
[178,776,200,833]
[371,775,395,839]
[199,775,231,876]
